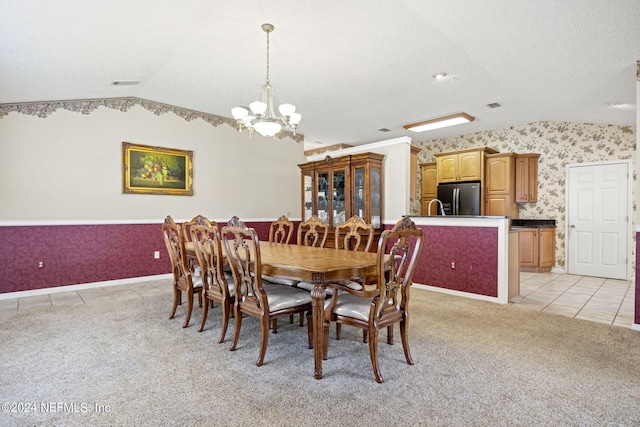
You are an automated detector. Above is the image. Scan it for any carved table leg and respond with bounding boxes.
[310,273,326,380]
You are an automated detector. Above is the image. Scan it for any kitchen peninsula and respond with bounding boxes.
[410,215,519,304]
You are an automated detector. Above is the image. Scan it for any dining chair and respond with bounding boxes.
[190,222,235,343]
[294,214,330,295]
[162,219,203,328]
[222,216,313,367]
[296,214,329,248]
[182,215,212,272]
[323,216,424,383]
[269,214,294,244]
[266,214,301,327]
[332,215,375,340]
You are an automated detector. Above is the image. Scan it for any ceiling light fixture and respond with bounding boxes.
[433,73,448,80]
[403,112,475,133]
[231,23,301,138]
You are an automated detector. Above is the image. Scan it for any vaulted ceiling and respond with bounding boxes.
[1,1,638,149]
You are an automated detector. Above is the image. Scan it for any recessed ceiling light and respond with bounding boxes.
[111,81,141,86]
[403,112,475,133]
[433,73,448,80]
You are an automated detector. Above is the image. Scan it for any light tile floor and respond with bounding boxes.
[512,272,636,329]
[0,273,636,329]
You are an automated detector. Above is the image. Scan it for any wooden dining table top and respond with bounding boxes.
[185,241,379,283]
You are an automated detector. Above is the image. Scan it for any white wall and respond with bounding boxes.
[306,137,413,223]
[0,105,306,223]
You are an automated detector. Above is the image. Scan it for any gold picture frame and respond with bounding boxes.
[122,142,193,195]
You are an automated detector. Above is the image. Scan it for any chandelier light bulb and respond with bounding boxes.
[279,103,296,117]
[250,101,267,116]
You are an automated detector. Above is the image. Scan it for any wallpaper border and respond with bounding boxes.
[0,96,304,143]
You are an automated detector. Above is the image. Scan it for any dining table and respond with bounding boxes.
[185,239,379,379]
[258,242,379,380]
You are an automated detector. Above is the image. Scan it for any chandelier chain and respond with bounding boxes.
[265,29,270,84]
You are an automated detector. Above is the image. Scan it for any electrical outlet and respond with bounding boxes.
[451,261,455,269]
[154,251,160,259]
[38,261,44,268]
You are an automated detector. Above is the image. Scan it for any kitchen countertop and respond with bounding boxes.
[511,219,556,228]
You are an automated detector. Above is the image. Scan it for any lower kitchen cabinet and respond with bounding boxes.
[517,227,555,272]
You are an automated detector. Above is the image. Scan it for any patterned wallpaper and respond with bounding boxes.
[411,121,636,270]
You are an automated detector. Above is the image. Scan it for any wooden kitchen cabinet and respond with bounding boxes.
[515,153,540,203]
[420,162,438,215]
[517,227,555,272]
[484,152,519,218]
[435,147,498,183]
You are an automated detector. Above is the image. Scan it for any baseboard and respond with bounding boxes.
[413,283,504,304]
[0,274,173,300]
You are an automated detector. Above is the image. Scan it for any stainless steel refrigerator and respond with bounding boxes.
[436,181,481,215]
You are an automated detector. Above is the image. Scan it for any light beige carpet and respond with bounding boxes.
[1,288,639,426]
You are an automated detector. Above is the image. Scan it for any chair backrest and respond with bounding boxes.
[164,215,176,225]
[162,221,191,287]
[374,216,424,317]
[334,216,374,252]
[221,216,268,308]
[190,222,228,297]
[297,215,329,248]
[182,215,213,243]
[269,215,294,244]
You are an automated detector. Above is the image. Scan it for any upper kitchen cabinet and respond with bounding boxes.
[484,152,519,218]
[420,162,438,215]
[435,147,498,183]
[515,153,540,203]
[299,152,384,232]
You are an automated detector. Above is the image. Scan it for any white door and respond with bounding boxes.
[566,161,630,280]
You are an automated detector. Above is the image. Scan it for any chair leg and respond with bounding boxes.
[183,289,194,328]
[256,317,270,367]
[387,324,394,345]
[271,318,278,333]
[400,319,414,366]
[306,311,313,349]
[218,300,231,344]
[299,313,304,327]
[336,323,342,340]
[169,286,180,319]
[323,320,330,360]
[229,306,242,351]
[289,314,294,324]
[198,296,209,332]
[368,326,383,383]
[363,330,368,343]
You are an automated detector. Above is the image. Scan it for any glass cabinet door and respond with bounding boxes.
[370,166,381,228]
[353,167,365,219]
[303,173,313,221]
[317,171,329,224]
[332,170,346,226]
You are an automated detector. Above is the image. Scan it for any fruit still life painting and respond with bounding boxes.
[122,142,193,195]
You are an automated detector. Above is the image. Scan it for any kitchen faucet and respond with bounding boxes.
[427,199,445,216]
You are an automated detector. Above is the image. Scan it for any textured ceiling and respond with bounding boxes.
[1,0,638,149]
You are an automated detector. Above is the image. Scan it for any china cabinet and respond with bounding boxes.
[299,152,384,247]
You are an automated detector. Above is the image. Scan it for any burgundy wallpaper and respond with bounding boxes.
[0,220,277,294]
[0,220,498,299]
[412,225,498,297]
[636,232,640,325]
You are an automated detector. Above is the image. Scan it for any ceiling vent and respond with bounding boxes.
[486,102,501,108]
[111,81,141,86]
[378,128,391,132]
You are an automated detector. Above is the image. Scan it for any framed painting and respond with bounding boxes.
[122,142,193,195]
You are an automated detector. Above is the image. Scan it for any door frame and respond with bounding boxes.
[564,159,633,280]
